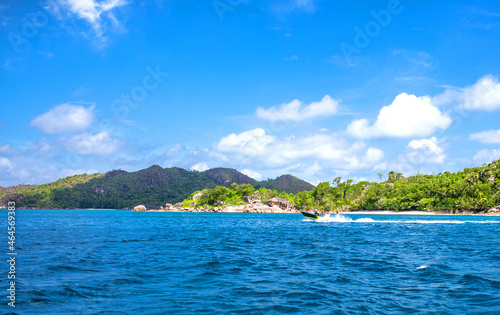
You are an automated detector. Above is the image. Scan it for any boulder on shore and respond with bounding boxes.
[133,205,147,211]
[487,206,500,216]
[213,200,226,207]
[243,195,262,204]
[266,197,297,211]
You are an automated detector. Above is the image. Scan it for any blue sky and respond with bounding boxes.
[1,0,500,187]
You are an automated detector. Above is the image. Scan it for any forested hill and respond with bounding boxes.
[0,166,314,209]
[259,175,314,193]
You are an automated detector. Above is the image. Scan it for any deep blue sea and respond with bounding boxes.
[2,210,500,314]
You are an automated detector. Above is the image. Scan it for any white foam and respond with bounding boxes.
[355,218,376,223]
[417,265,429,270]
[306,214,500,224]
[317,214,353,222]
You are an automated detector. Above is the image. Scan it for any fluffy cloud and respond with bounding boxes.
[433,75,500,111]
[215,128,384,170]
[31,104,96,134]
[217,128,275,156]
[470,129,500,144]
[191,162,209,172]
[256,95,339,121]
[459,75,500,111]
[347,93,452,138]
[66,131,120,155]
[241,169,262,180]
[384,137,446,177]
[406,137,446,164]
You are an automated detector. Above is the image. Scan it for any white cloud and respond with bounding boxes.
[31,104,96,134]
[217,128,275,157]
[304,161,322,176]
[343,147,385,170]
[241,169,262,180]
[470,129,500,144]
[0,144,16,155]
[0,157,14,171]
[459,75,500,111]
[433,75,500,111]
[66,131,120,155]
[473,149,500,164]
[51,0,128,44]
[406,137,446,164]
[347,93,452,138]
[215,128,384,170]
[392,50,435,70]
[285,55,298,61]
[191,162,209,172]
[166,144,184,157]
[256,95,340,121]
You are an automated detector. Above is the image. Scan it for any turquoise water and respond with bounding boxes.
[3,210,500,314]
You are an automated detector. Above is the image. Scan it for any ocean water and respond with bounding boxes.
[3,210,500,314]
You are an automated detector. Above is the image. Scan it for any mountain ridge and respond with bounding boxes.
[0,166,314,209]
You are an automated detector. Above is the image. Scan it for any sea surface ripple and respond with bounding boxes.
[3,210,500,314]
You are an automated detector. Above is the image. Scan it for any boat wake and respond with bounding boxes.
[304,214,500,224]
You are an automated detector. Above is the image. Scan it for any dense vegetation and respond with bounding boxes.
[0,173,103,208]
[183,183,292,208]
[0,166,314,209]
[185,159,500,213]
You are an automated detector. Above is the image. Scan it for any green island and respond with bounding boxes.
[1,159,500,215]
[173,159,500,215]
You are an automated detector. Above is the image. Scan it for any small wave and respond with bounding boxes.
[112,278,143,285]
[47,265,97,272]
[417,265,429,270]
[60,287,88,298]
